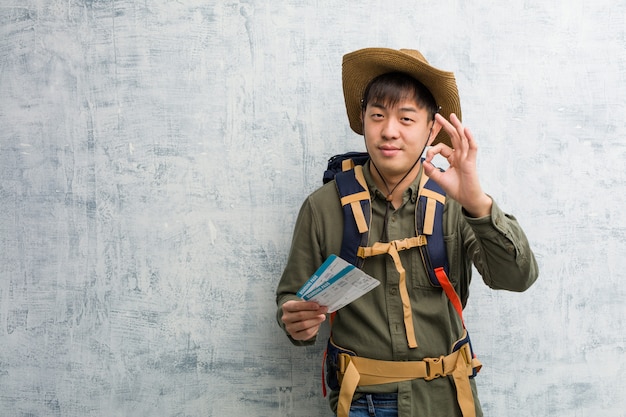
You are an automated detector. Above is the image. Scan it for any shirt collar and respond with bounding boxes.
[362,159,423,204]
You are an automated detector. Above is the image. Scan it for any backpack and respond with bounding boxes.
[321,152,480,396]
[323,151,449,287]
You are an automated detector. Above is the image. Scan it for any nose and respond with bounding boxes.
[381,118,400,140]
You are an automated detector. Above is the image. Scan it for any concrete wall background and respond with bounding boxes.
[1,1,624,416]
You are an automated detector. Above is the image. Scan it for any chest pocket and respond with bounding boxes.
[409,228,459,289]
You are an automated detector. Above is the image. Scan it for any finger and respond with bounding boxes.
[282,300,326,313]
[426,142,454,160]
[449,113,469,147]
[285,315,326,340]
[450,124,478,168]
[449,113,464,132]
[289,324,322,341]
[424,143,455,171]
[435,113,462,150]
[422,158,443,181]
[282,308,327,323]
[282,303,327,326]
[434,112,454,133]
[464,126,478,150]
[284,313,326,330]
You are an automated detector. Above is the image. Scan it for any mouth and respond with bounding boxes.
[378,146,402,157]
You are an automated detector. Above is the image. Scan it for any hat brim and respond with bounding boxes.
[342,48,461,148]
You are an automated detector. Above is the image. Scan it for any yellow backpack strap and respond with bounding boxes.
[418,172,446,235]
[341,158,355,171]
[334,163,372,266]
[356,239,427,349]
[338,165,369,234]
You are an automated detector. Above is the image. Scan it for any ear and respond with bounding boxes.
[426,119,443,146]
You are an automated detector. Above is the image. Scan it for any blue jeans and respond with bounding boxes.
[347,393,398,417]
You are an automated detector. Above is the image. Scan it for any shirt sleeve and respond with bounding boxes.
[275,195,328,346]
[462,198,539,292]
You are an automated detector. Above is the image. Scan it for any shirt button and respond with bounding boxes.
[390,287,398,295]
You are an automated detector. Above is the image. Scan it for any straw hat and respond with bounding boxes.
[342,47,461,148]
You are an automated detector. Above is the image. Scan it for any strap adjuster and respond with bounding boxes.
[337,353,352,374]
[424,356,446,381]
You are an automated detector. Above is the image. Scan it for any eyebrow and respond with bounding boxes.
[370,102,419,113]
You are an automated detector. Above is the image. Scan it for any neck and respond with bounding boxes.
[370,160,422,207]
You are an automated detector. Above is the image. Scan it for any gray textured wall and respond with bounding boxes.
[1,1,625,416]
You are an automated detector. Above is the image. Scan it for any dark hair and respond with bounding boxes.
[362,72,438,119]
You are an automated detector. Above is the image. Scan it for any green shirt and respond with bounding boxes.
[276,161,539,417]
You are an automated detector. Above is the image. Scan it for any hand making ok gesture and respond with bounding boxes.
[423,113,493,218]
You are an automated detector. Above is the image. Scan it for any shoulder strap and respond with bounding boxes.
[327,153,450,283]
[416,170,467,321]
[334,166,371,267]
[416,169,449,287]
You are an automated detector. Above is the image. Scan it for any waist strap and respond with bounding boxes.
[336,338,481,417]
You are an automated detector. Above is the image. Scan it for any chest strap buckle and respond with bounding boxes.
[424,355,445,381]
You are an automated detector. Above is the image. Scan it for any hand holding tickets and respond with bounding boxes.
[297,255,380,312]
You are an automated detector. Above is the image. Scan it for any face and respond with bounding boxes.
[363,98,440,180]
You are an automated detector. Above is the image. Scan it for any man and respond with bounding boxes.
[275,47,538,417]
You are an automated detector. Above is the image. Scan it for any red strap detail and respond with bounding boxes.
[321,348,327,397]
[321,311,337,397]
[434,267,465,325]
